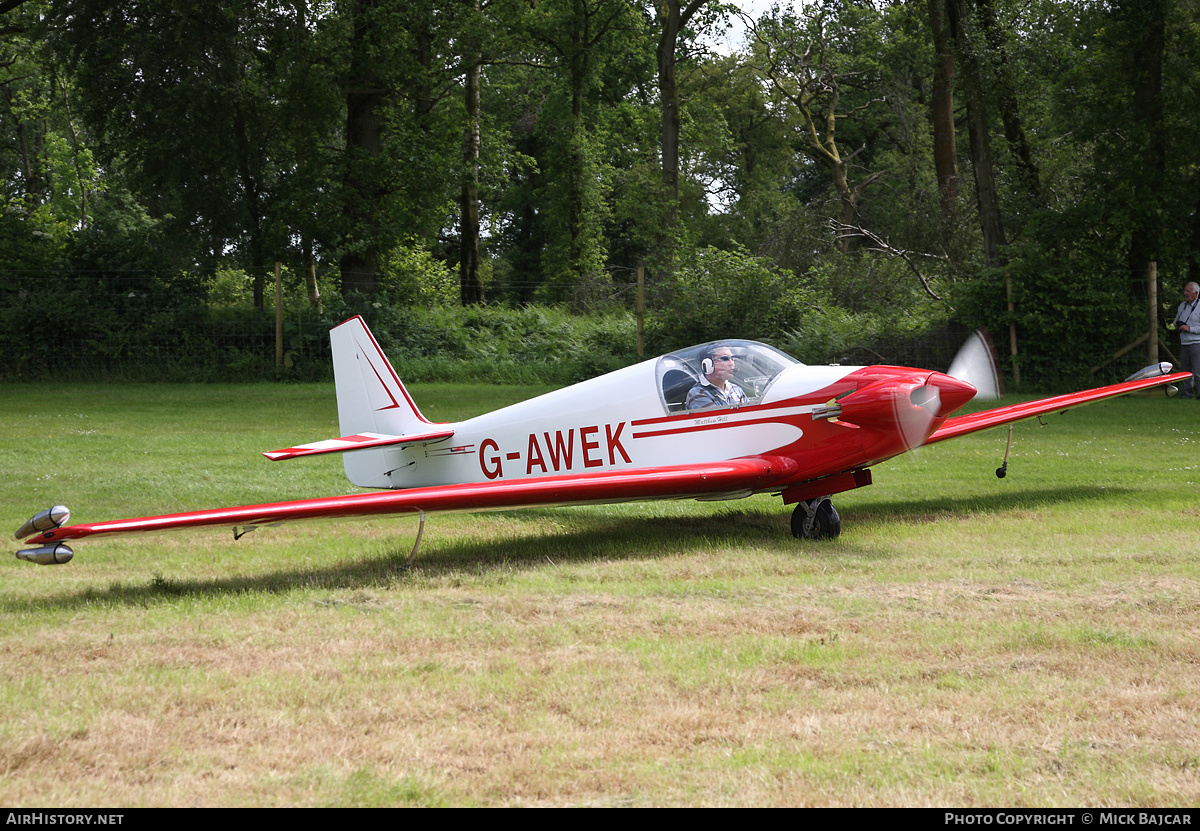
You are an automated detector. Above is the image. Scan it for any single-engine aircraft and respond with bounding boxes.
[14,316,1189,565]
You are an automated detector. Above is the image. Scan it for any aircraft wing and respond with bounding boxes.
[20,456,800,546]
[924,371,1191,446]
[262,428,455,460]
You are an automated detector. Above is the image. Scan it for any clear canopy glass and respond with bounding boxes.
[655,340,801,413]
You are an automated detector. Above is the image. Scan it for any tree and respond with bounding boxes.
[749,4,887,253]
[927,0,957,211]
[946,0,1006,267]
[456,0,531,306]
[339,0,391,297]
[656,0,713,233]
[0,1,101,225]
[1116,0,1167,296]
[459,0,486,305]
[515,0,652,302]
[47,0,339,305]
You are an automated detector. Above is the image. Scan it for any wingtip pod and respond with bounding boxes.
[14,506,70,541]
[15,544,74,565]
[1122,362,1180,398]
[1124,362,1174,382]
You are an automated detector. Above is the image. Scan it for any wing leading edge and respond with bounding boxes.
[22,456,800,545]
[925,371,1191,446]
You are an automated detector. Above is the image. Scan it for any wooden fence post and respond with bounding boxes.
[1148,261,1158,366]
[1006,273,1020,389]
[636,264,645,360]
[275,262,283,371]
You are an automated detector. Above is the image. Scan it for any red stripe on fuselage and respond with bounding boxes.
[630,398,803,428]
[631,413,807,440]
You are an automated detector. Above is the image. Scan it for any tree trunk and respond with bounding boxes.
[563,5,591,290]
[1190,180,1200,287]
[657,1,681,223]
[234,104,266,310]
[460,43,485,305]
[948,0,1007,266]
[1124,0,1166,297]
[927,0,958,210]
[975,0,1041,202]
[657,0,707,243]
[340,0,385,297]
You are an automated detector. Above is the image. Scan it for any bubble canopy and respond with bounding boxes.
[655,340,802,412]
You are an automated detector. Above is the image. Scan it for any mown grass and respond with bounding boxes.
[1,383,1199,806]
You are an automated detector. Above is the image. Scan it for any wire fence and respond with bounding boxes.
[0,273,1168,389]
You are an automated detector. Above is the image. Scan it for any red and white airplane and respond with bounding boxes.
[14,316,1188,564]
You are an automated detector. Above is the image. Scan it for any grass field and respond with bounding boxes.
[2,382,1199,806]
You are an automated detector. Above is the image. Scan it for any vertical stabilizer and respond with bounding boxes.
[331,316,433,487]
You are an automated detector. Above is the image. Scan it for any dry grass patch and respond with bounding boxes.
[5,555,1200,805]
[4,387,1200,805]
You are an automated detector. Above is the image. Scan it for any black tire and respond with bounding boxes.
[790,499,841,540]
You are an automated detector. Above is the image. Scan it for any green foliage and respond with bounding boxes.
[801,254,944,322]
[207,267,257,309]
[952,229,1147,388]
[340,300,637,384]
[0,276,640,384]
[645,245,812,351]
[380,241,459,306]
[0,197,69,274]
[778,255,955,366]
[4,0,1199,394]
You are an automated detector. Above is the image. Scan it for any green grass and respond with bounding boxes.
[1,383,1199,806]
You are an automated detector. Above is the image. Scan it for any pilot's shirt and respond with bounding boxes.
[686,381,747,410]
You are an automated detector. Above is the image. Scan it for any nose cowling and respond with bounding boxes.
[924,372,977,418]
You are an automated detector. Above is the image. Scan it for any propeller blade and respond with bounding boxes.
[948,329,1003,400]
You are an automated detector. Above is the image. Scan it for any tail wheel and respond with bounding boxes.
[791,498,841,540]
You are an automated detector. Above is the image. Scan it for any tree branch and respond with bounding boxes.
[832,221,947,302]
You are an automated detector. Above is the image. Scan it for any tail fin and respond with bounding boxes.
[331,315,433,487]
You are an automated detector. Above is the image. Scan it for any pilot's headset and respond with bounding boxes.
[700,347,730,378]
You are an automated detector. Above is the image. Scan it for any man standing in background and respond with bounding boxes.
[1173,282,1200,399]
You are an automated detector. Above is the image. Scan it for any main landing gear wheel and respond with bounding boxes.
[791,497,841,540]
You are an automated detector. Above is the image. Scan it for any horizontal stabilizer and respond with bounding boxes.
[263,428,455,461]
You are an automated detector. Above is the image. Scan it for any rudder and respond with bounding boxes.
[331,316,432,487]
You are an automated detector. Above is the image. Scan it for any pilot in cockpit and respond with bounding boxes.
[685,345,748,410]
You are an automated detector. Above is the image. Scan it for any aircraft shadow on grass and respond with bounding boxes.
[847,482,1126,524]
[6,483,1123,613]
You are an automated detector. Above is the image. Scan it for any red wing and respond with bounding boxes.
[24,456,800,545]
[925,371,1190,446]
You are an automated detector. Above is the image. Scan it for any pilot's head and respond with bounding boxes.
[701,345,736,386]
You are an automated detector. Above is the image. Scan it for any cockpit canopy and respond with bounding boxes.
[656,340,801,413]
